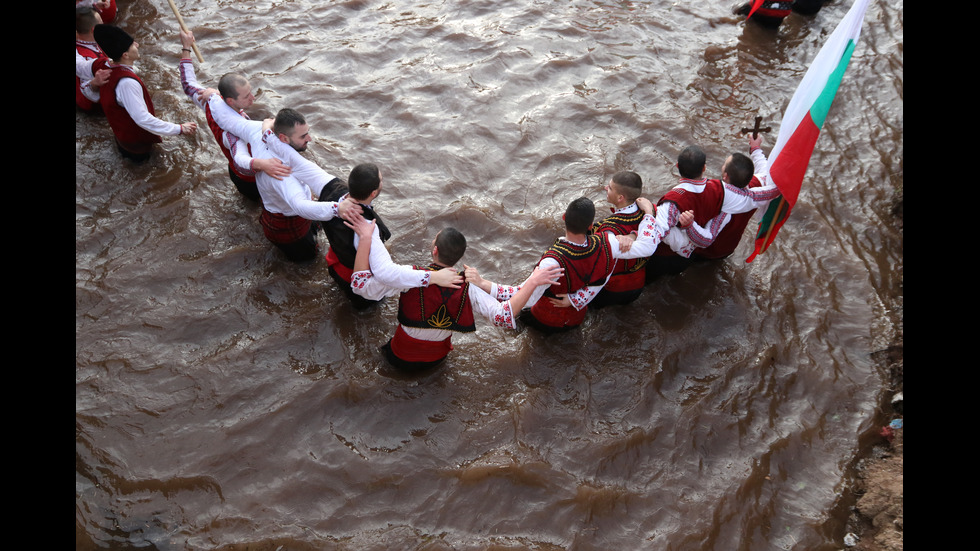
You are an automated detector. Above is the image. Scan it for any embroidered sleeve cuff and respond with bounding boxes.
[569,288,592,310]
[351,271,373,291]
[421,272,431,288]
[640,214,665,241]
[495,285,518,302]
[492,301,516,328]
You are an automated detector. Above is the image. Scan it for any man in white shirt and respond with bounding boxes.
[75,7,108,113]
[346,215,562,371]
[178,29,290,202]
[470,196,676,334]
[207,95,361,262]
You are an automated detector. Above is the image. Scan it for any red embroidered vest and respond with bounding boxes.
[76,41,105,112]
[397,265,476,333]
[697,176,763,259]
[594,208,647,291]
[529,236,615,328]
[654,178,725,257]
[99,63,162,154]
[204,103,255,181]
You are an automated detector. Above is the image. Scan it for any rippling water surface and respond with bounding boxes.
[76,1,903,549]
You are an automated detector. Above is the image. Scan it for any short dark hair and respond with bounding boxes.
[218,73,249,102]
[435,228,466,266]
[76,7,98,34]
[348,163,381,201]
[610,171,642,203]
[564,197,595,234]
[677,146,706,179]
[273,108,305,137]
[726,153,755,188]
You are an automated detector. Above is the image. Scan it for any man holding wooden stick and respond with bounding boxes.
[178,29,290,202]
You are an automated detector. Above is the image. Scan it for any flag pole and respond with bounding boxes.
[760,197,787,254]
[167,0,204,63]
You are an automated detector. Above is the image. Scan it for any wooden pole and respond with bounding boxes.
[167,0,204,63]
[759,197,787,254]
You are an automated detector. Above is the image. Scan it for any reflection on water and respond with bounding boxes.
[76,1,902,549]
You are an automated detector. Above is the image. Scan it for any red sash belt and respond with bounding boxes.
[390,325,453,363]
[604,269,645,293]
[325,247,352,282]
[260,209,311,244]
[529,299,587,329]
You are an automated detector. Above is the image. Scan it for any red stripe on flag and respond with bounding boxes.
[767,113,820,208]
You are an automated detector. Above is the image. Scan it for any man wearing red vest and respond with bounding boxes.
[590,171,649,308]
[178,30,290,202]
[684,135,779,260]
[75,7,108,113]
[646,145,723,281]
[347,217,562,372]
[206,95,361,263]
[514,196,672,334]
[93,24,198,161]
[646,135,781,279]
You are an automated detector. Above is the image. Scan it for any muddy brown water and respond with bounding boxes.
[76,1,903,549]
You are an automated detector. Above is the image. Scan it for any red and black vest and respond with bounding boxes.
[204,102,255,181]
[397,264,476,333]
[98,62,162,154]
[593,208,646,292]
[76,41,105,113]
[696,176,763,259]
[529,235,615,328]
[653,178,725,258]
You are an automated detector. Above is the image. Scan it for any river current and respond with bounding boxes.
[76,1,904,549]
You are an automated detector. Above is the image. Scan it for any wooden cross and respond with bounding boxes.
[740,116,772,138]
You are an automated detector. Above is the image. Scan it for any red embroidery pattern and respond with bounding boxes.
[351,271,371,290]
[492,303,514,328]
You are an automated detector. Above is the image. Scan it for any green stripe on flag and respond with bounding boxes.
[810,39,857,128]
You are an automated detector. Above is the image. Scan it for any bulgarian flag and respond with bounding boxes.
[746,0,870,263]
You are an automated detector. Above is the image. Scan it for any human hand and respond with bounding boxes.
[337,197,363,220]
[180,122,198,135]
[636,197,654,215]
[92,68,110,88]
[261,118,275,133]
[180,29,195,52]
[463,264,485,286]
[616,233,635,253]
[748,133,764,151]
[547,294,572,308]
[678,210,694,228]
[197,87,218,104]
[430,268,463,289]
[342,212,374,239]
[252,158,291,180]
[528,263,563,287]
